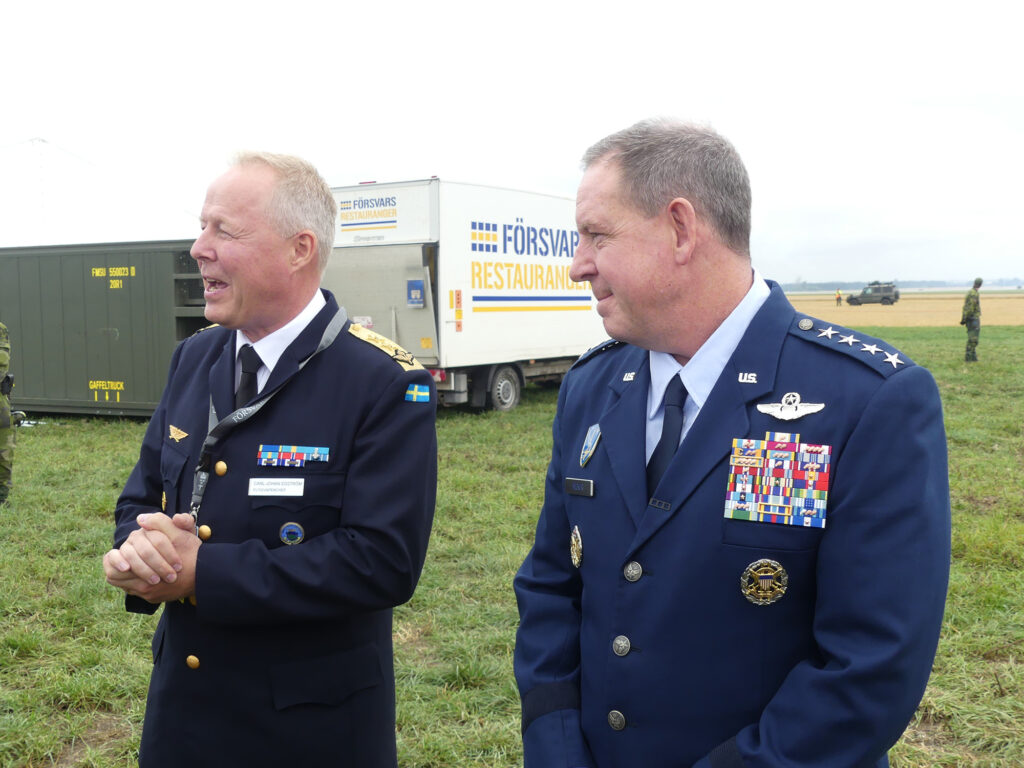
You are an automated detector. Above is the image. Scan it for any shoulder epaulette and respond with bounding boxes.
[189,323,219,337]
[348,323,424,372]
[570,338,624,371]
[790,314,916,377]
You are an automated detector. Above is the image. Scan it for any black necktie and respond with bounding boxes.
[646,375,687,497]
[235,344,263,409]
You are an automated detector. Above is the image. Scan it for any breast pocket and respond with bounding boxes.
[721,517,823,552]
[248,471,347,547]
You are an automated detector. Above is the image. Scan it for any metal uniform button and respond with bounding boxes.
[612,635,631,656]
[186,655,200,669]
[623,561,643,582]
[198,525,212,541]
[214,461,228,476]
[607,710,626,731]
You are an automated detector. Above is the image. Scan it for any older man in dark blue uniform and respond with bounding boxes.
[103,152,436,767]
[513,121,950,768]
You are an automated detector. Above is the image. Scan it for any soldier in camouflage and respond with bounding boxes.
[1,321,14,505]
[960,277,982,362]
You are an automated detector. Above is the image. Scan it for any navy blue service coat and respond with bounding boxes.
[514,282,950,768]
[115,291,436,768]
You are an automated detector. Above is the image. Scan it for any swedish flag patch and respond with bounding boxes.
[404,384,431,403]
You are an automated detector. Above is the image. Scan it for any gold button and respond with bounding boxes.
[214,461,227,476]
[188,595,197,606]
[186,655,200,669]
[198,525,212,541]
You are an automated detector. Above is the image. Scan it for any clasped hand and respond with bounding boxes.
[103,513,200,603]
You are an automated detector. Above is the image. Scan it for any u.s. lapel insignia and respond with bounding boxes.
[741,559,788,605]
[580,424,601,467]
[622,371,636,382]
[756,392,824,421]
[570,525,583,568]
[169,425,188,442]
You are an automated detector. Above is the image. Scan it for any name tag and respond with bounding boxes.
[565,477,594,497]
[249,478,305,497]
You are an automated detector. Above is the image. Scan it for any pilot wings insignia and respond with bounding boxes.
[756,392,825,421]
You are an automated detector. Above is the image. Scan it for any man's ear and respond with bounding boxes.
[668,197,698,265]
[290,231,318,270]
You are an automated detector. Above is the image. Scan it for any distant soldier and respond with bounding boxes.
[835,288,842,306]
[960,277,982,362]
[0,321,13,506]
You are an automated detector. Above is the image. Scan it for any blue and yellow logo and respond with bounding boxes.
[405,384,431,403]
[470,221,498,253]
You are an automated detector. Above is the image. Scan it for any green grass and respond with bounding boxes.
[0,326,1021,766]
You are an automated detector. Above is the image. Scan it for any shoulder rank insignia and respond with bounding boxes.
[169,425,188,442]
[348,323,424,371]
[756,392,824,421]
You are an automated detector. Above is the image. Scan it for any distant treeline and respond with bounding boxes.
[782,278,1023,292]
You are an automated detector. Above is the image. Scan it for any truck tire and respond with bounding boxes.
[847,297,860,306]
[488,365,522,412]
[881,297,893,305]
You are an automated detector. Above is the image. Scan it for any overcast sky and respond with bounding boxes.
[1,0,1020,284]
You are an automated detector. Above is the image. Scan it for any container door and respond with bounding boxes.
[323,243,439,366]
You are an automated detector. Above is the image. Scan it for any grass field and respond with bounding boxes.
[1,321,1022,766]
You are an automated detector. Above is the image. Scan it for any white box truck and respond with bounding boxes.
[325,179,607,410]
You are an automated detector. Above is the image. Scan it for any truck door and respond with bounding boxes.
[323,243,439,366]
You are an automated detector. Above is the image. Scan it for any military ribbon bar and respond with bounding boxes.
[723,431,831,528]
[257,445,330,467]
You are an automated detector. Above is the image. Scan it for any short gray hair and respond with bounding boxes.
[234,151,336,271]
[582,119,751,257]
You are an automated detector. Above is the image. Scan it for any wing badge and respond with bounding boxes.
[756,392,824,421]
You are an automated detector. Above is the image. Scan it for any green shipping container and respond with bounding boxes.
[0,240,205,415]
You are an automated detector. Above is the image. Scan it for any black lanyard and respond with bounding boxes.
[188,307,347,525]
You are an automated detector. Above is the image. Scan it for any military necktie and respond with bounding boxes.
[235,344,263,409]
[646,375,687,497]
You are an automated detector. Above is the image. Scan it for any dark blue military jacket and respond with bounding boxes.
[514,282,950,768]
[115,291,437,768]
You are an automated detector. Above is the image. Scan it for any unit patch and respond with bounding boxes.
[724,431,831,529]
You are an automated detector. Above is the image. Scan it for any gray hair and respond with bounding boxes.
[234,151,336,271]
[582,119,752,257]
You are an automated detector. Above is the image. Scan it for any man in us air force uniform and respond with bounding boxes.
[103,152,436,767]
[513,120,950,767]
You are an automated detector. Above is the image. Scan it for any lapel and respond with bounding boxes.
[593,346,650,527]
[208,333,236,422]
[628,282,796,553]
[262,291,341,397]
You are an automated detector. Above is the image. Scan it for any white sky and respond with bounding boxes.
[1,0,1020,284]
